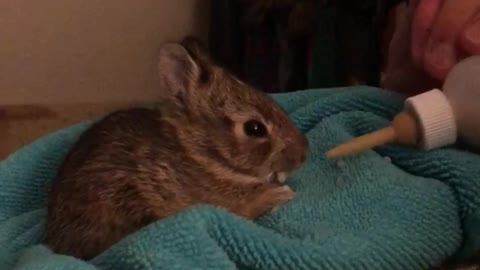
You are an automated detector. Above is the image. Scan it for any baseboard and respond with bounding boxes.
[0,102,139,159]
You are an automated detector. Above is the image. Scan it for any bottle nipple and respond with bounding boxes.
[325,111,419,159]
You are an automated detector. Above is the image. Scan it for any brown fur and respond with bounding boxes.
[46,38,308,260]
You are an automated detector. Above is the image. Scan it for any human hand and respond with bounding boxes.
[411,0,480,81]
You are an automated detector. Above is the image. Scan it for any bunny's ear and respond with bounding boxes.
[157,43,202,98]
[180,36,212,66]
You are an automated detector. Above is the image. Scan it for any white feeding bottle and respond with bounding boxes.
[326,55,480,159]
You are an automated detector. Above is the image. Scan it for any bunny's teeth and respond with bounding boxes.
[276,172,288,184]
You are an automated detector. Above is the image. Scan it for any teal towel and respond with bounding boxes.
[1,87,480,270]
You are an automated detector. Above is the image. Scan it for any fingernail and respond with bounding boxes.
[463,17,480,51]
[424,42,456,80]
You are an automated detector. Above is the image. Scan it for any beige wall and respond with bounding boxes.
[0,0,210,105]
[0,0,210,158]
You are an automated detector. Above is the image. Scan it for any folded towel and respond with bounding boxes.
[2,87,480,270]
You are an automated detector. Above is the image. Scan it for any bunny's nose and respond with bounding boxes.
[300,151,307,163]
[299,136,309,163]
[289,136,308,167]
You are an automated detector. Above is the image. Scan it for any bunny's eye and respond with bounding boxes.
[244,120,268,138]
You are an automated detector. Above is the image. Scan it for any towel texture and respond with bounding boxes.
[1,87,480,270]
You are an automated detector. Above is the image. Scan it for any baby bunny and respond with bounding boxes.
[46,37,309,260]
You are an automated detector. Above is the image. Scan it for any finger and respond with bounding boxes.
[411,0,444,68]
[423,0,480,80]
[459,8,480,55]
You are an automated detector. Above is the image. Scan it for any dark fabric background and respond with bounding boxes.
[208,0,405,93]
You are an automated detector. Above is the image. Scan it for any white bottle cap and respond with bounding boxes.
[404,89,457,150]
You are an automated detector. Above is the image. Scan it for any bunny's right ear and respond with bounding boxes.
[157,42,211,99]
